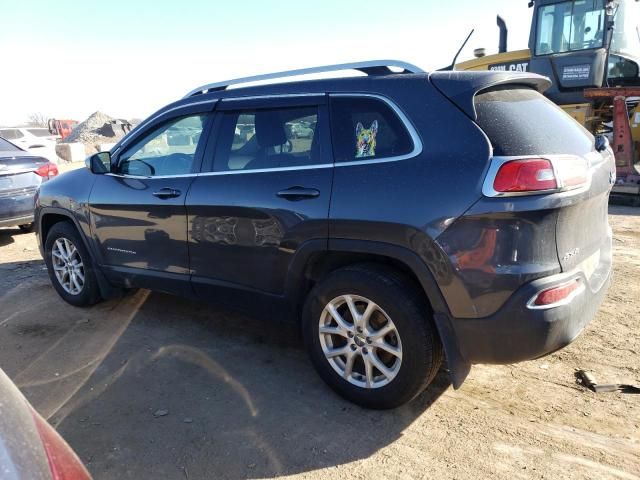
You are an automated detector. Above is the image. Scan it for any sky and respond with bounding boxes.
[0,0,533,126]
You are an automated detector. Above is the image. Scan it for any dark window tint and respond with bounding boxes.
[118,115,206,177]
[475,88,593,156]
[213,106,319,172]
[330,97,414,163]
[0,138,21,151]
[608,55,639,80]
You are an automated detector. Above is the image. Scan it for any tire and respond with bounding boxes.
[18,223,34,233]
[44,222,102,307]
[302,264,443,409]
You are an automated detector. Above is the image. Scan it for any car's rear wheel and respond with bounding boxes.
[18,223,34,233]
[302,264,442,409]
[44,222,102,307]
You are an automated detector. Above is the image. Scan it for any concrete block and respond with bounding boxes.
[55,143,86,163]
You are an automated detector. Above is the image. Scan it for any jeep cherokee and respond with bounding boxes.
[34,61,615,409]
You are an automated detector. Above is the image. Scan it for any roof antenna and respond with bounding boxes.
[439,29,475,71]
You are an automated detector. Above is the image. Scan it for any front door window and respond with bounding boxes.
[118,115,206,177]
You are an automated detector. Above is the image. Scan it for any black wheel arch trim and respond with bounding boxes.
[37,206,120,300]
[286,238,471,388]
[38,207,91,254]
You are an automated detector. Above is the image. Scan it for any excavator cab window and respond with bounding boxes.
[535,0,605,55]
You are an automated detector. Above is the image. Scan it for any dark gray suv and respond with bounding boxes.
[34,61,614,409]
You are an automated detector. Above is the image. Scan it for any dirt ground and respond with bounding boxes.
[0,206,638,480]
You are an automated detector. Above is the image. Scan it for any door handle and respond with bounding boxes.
[276,186,320,200]
[152,187,181,199]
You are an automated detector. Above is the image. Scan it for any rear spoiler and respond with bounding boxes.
[428,71,552,119]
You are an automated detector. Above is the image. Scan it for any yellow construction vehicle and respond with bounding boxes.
[456,0,640,203]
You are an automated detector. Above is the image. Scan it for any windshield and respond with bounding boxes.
[536,0,605,55]
[610,0,640,59]
[0,137,21,152]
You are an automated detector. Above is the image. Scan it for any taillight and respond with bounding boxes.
[486,156,589,196]
[32,411,92,480]
[528,279,582,309]
[35,162,59,178]
[493,159,557,193]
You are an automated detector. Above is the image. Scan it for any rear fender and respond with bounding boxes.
[286,238,471,388]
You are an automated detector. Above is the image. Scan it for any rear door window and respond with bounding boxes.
[329,97,414,163]
[213,106,319,172]
[474,87,594,156]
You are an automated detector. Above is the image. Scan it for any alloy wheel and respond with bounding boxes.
[318,295,402,389]
[51,237,85,295]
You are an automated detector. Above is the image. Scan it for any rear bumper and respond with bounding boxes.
[0,193,37,228]
[0,214,34,228]
[451,259,612,365]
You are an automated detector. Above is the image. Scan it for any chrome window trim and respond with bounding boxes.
[105,172,197,180]
[200,163,334,176]
[482,154,593,198]
[106,163,334,180]
[330,93,423,168]
[109,92,423,179]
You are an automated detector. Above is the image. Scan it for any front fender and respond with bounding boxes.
[36,168,98,258]
[36,206,91,254]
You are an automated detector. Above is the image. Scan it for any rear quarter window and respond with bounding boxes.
[475,87,594,156]
[330,96,414,163]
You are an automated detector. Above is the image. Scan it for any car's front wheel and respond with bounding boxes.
[44,222,102,307]
[302,264,442,409]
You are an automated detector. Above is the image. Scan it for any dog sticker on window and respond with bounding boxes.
[355,120,378,158]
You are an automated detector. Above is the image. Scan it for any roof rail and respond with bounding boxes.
[183,60,424,98]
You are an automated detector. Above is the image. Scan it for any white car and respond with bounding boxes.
[0,127,59,163]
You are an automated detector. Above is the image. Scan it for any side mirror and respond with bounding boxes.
[595,134,610,153]
[85,152,111,174]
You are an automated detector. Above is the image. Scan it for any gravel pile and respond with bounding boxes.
[64,111,113,143]
[63,111,128,153]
